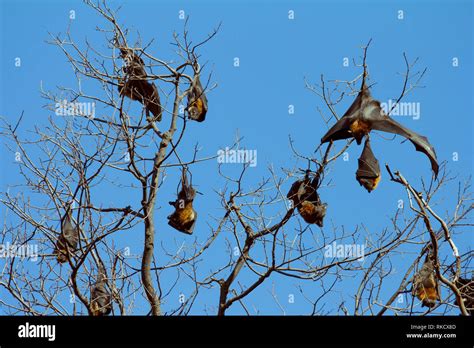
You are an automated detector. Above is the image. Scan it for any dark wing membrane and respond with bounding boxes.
[321,90,366,144]
[371,116,439,177]
[287,180,301,201]
[356,139,380,178]
[356,158,380,179]
[320,116,354,143]
[143,83,162,119]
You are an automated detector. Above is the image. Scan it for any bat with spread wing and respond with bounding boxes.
[187,73,208,122]
[320,69,438,177]
[54,205,80,264]
[287,171,327,227]
[413,254,439,308]
[118,48,162,122]
[356,138,381,193]
[167,167,197,234]
[90,263,112,316]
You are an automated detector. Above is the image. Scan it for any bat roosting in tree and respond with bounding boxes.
[90,264,112,316]
[186,73,208,122]
[320,67,438,177]
[118,48,162,122]
[356,138,381,193]
[54,205,80,263]
[413,254,439,308]
[167,167,197,234]
[287,170,327,227]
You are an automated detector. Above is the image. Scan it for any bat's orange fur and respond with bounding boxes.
[190,97,204,116]
[350,119,371,139]
[362,175,381,192]
[416,286,438,304]
[175,202,195,224]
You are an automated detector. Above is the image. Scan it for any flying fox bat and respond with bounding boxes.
[118,48,162,122]
[413,254,439,308]
[320,70,438,177]
[54,206,80,263]
[167,168,197,234]
[356,138,381,193]
[186,74,208,122]
[90,264,112,316]
[287,171,327,227]
[455,277,473,315]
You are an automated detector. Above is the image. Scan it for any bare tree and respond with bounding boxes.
[1,0,221,316]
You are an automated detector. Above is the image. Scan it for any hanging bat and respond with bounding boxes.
[54,206,80,263]
[167,167,197,234]
[455,277,473,315]
[118,48,162,122]
[287,171,327,227]
[320,70,438,177]
[90,264,112,316]
[186,74,208,122]
[356,138,381,193]
[413,254,439,308]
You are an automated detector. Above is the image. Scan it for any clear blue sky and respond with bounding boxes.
[0,0,472,315]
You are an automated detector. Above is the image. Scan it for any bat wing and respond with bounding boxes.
[356,158,380,179]
[320,89,367,144]
[356,139,381,192]
[91,281,112,316]
[356,140,380,179]
[320,115,354,143]
[143,82,162,120]
[61,217,79,249]
[287,180,302,203]
[370,114,439,177]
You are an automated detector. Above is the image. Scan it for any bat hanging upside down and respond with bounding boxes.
[90,264,112,316]
[118,47,162,122]
[287,171,327,227]
[320,68,439,178]
[186,72,208,122]
[413,254,439,308]
[356,138,381,193]
[167,167,197,234]
[54,206,80,263]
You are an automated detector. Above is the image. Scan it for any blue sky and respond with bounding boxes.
[0,0,472,315]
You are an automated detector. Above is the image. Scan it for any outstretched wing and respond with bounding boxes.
[320,87,368,144]
[371,115,439,177]
[320,116,354,143]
